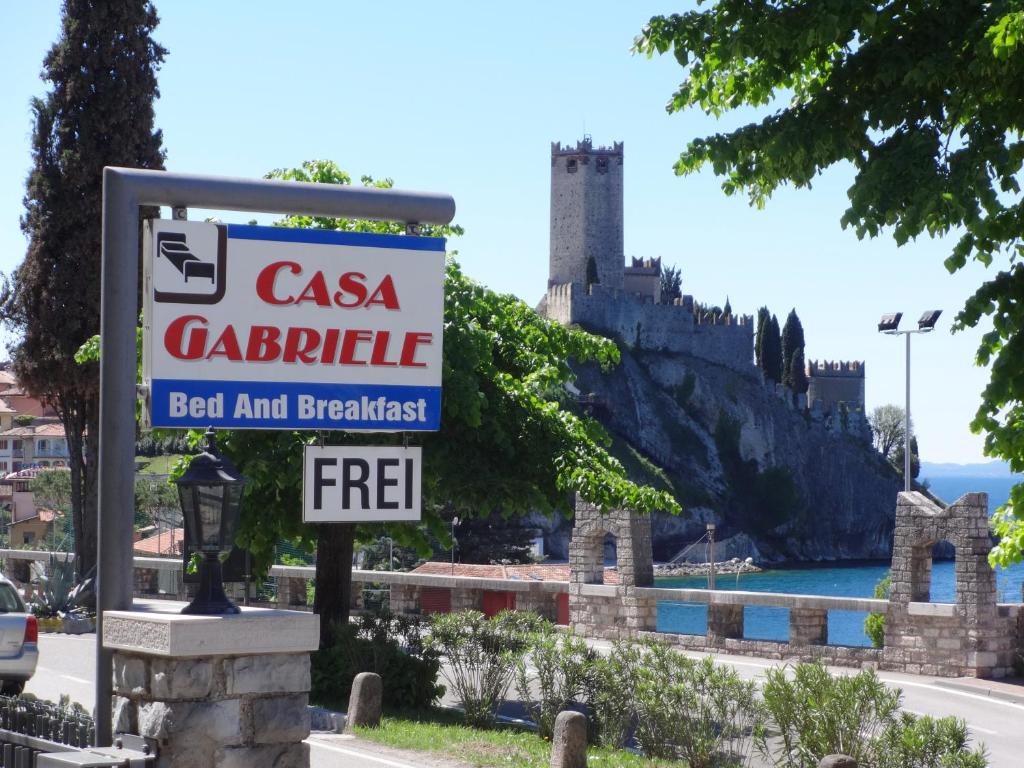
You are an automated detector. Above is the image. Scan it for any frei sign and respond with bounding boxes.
[303,445,421,522]
[143,220,445,432]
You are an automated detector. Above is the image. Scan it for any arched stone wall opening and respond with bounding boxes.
[568,497,656,638]
[884,491,1015,677]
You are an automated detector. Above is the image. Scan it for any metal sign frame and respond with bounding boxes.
[98,167,454,745]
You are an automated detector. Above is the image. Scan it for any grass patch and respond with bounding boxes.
[356,711,687,768]
[135,454,182,475]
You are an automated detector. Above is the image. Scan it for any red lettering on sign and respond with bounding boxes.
[246,326,281,361]
[255,261,302,305]
[164,315,209,360]
[370,331,397,366]
[339,329,373,365]
[283,327,321,363]
[335,273,368,308]
[365,275,399,310]
[206,326,243,361]
[399,332,432,367]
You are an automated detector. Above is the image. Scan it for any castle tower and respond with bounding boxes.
[549,138,624,290]
[806,360,866,412]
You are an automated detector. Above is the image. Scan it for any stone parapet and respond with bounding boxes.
[104,600,319,768]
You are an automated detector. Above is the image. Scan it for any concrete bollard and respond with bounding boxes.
[550,710,587,768]
[345,672,383,732]
[818,756,857,768]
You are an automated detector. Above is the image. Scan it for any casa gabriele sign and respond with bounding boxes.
[142,220,444,431]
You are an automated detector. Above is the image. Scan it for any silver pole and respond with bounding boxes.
[707,523,716,590]
[97,166,455,746]
[96,168,139,745]
[905,332,911,492]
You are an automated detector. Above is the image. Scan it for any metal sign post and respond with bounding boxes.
[98,167,454,745]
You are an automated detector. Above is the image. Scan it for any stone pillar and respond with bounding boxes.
[790,608,828,646]
[885,491,1016,677]
[568,497,655,639]
[707,603,743,642]
[104,600,319,768]
[276,576,308,608]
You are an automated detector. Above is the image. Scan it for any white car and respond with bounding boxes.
[0,576,38,695]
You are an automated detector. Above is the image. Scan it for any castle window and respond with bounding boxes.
[596,156,608,174]
[566,158,578,173]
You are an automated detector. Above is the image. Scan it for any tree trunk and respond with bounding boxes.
[313,523,354,648]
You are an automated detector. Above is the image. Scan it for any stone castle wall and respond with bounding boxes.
[545,282,754,372]
[807,360,866,412]
[549,140,624,290]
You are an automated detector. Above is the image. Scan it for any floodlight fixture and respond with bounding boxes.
[917,310,942,331]
[878,313,903,333]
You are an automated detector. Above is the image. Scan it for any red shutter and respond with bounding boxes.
[420,587,452,614]
[556,593,570,625]
[482,591,516,617]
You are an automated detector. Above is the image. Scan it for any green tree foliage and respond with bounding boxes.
[723,295,732,316]
[450,512,537,565]
[755,306,770,369]
[633,2,1024,564]
[869,404,911,462]
[781,310,806,389]
[660,263,682,303]
[789,346,809,398]
[762,314,783,384]
[893,434,922,483]
[211,161,677,642]
[134,475,179,530]
[1,0,166,577]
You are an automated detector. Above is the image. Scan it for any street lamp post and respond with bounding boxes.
[878,310,942,492]
[174,427,247,615]
[451,517,460,574]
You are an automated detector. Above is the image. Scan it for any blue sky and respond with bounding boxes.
[0,1,1001,465]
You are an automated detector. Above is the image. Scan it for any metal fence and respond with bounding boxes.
[0,696,93,767]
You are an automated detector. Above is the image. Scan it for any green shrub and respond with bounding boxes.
[631,641,761,767]
[425,610,534,729]
[873,712,987,768]
[757,662,900,768]
[585,640,642,748]
[864,572,892,648]
[311,612,442,712]
[514,626,595,739]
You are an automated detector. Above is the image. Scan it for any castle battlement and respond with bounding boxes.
[551,137,624,159]
[808,359,865,378]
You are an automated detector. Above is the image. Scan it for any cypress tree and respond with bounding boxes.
[781,309,805,389]
[723,296,732,316]
[766,314,783,383]
[789,346,809,397]
[1,0,166,577]
[755,306,770,369]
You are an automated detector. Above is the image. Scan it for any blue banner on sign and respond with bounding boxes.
[151,379,441,431]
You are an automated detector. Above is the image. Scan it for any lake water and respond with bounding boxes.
[655,476,1024,647]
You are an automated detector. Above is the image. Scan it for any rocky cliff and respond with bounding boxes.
[538,347,901,565]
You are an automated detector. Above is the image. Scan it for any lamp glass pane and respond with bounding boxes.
[196,485,225,550]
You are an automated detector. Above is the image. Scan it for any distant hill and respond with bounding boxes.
[920,460,1018,479]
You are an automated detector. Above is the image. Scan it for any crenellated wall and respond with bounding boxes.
[545,281,754,372]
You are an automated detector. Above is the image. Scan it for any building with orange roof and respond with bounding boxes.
[0,422,69,475]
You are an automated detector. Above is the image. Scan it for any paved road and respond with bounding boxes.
[23,633,1023,767]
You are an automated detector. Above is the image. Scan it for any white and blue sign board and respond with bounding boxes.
[303,445,422,522]
[142,220,445,431]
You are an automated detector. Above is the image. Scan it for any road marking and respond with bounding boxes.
[892,678,1024,713]
[36,667,91,685]
[308,741,424,768]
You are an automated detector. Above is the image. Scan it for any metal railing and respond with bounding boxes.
[0,695,93,766]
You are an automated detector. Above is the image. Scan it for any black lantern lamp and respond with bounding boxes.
[175,428,247,615]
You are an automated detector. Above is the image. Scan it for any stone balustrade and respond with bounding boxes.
[6,487,1023,681]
